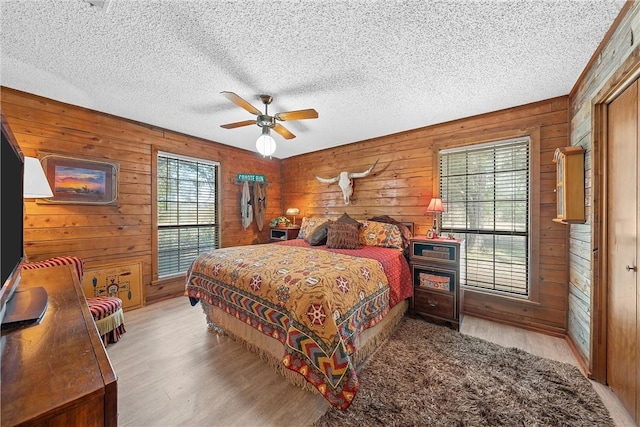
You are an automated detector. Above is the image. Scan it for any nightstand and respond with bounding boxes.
[269,227,300,242]
[409,237,462,330]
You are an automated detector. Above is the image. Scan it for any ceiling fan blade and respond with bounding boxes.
[273,123,296,139]
[275,109,319,121]
[220,120,256,129]
[221,91,262,116]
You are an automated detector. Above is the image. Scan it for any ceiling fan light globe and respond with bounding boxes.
[256,134,276,157]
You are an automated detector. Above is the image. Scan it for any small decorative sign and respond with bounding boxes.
[237,173,266,182]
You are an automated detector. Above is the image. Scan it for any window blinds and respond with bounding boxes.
[157,153,220,278]
[439,138,530,295]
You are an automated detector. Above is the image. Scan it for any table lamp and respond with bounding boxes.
[286,207,300,226]
[426,197,444,237]
[24,156,53,198]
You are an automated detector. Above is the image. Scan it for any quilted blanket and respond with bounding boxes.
[277,238,413,306]
[185,244,390,410]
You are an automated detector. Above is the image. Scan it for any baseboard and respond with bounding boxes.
[565,334,592,378]
[463,310,566,338]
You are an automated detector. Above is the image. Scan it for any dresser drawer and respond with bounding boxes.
[413,288,455,320]
[411,264,457,293]
[410,239,460,265]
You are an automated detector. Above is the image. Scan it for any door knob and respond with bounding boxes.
[626,265,637,272]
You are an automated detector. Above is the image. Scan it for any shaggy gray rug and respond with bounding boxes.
[314,318,614,427]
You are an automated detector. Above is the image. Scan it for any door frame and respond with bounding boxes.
[591,47,640,383]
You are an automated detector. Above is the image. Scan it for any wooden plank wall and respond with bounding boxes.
[282,96,570,335]
[1,87,283,304]
[568,2,640,365]
[2,87,573,333]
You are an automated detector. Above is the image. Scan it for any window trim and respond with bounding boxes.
[432,127,540,303]
[152,149,221,285]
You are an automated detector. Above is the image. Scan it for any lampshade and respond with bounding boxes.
[426,197,445,213]
[256,128,276,157]
[285,208,300,216]
[23,156,53,198]
[286,207,300,226]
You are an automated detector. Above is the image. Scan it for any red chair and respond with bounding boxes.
[22,256,126,346]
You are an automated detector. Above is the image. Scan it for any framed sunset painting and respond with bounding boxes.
[39,154,118,205]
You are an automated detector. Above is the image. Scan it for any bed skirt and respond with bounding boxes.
[199,298,409,395]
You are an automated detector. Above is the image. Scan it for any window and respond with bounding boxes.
[439,138,530,295]
[157,152,220,279]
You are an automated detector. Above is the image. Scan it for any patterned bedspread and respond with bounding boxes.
[185,244,393,409]
[277,238,413,306]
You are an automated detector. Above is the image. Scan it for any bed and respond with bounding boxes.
[185,215,413,410]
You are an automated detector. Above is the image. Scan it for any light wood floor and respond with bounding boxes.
[107,298,637,427]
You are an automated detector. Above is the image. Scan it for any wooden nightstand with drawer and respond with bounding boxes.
[409,237,463,330]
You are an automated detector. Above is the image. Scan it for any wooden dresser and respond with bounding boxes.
[1,264,117,427]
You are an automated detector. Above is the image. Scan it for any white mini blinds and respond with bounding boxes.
[157,152,220,279]
[439,137,530,296]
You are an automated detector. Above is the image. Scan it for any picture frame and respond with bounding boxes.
[38,154,118,205]
[426,229,435,239]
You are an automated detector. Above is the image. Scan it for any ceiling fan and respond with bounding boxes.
[220,91,319,140]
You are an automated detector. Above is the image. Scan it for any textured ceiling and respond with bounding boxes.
[0,0,626,159]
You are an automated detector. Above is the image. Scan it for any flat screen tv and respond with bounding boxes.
[1,114,48,329]
[0,114,25,323]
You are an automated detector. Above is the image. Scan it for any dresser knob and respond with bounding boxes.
[427,298,438,307]
[626,265,637,272]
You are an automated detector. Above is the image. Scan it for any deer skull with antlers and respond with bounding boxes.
[315,159,379,205]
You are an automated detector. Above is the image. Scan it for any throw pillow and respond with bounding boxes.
[326,222,360,249]
[305,220,332,246]
[359,220,403,249]
[336,212,361,228]
[297,216,329,240]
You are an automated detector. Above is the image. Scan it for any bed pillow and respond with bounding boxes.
[326,222,360,249]
[297,217,330,240]
[368,215,413,241]
[305,220,332,246]
[358,220,403,249]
